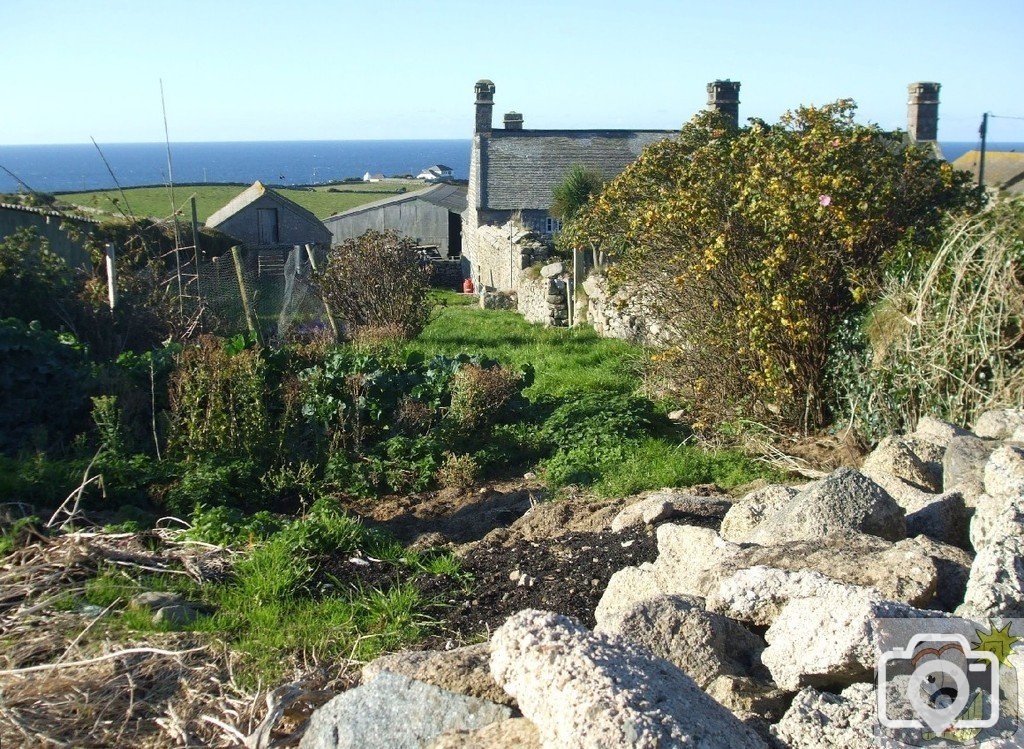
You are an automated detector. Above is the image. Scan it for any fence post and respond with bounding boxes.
[231,244,260,342]
[104,242,118,310]
[304,243,340,342]
[190,195,202,301]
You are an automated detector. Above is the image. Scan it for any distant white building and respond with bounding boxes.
[416,164,454,182]
[362,172,385,183]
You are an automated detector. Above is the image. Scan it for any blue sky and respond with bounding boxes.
[4,0,1022,144]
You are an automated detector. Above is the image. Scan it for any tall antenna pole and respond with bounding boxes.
[978,112,989,189]
[160,78,184,319]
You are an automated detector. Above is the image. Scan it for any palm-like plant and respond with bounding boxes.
[550,165,604,222]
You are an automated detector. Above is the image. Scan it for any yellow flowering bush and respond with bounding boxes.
[564,101,981,430]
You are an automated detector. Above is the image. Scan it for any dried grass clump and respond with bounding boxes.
[0,530,343,748]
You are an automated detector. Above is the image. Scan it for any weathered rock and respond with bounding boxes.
[707,533,939,610]
[707,566,874,627]
[361,644,513,707]
[914,415,971,448]
[956,535,1024,620]
[862,436,942,493]
[746,468,906,545]
[653,523,741,594]
[970,492,1024,551]
[904,490,971,548]
[719,485,798,542]
[429,719,541,749]
[705,675,793,724]
[943,435,996,501]
[771,684,878,749]
[300,672,511,749]
[594,594,767,688]
[539,262,563,279]
[761,586,938,690]
[984,445,1024,498]
[129,591,185,611]
[594,565,666,626]
[903,535,972,612]
[610,492,731,532]
[489,609,766,749]
[974,408,1024,440]
[1012,426,1024,443]
[152,604,198,626]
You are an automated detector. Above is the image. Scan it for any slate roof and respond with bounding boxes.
[323,184,467,224]
[205,181,324,230]
[952,150,1024,193]
[479,129,676,211]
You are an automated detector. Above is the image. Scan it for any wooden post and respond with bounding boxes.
[231,245,259,340]
[190,195,202,312]
[104,243,117,310]
[304,243,340,341]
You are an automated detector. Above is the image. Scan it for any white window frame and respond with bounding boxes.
[545,216,563,235]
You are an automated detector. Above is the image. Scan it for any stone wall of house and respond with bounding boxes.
[461,216,549,292]
[427,258,464,289]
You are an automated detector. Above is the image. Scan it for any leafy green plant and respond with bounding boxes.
[168,336,271,464]
[0,319,93,454]
[435,452,479,490]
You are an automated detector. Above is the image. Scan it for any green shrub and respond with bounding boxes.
[447,364,525,433]
[436,452,479,490]
[540,392,660,451]
[165,459,260,516]
[185,505,283,546]
[0,319,93,454]
[168,336,270,464]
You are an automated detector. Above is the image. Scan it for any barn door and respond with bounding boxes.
[257,208,279,244]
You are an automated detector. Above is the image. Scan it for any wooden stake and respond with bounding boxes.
[304,243,340,341]
[231,245,259,340]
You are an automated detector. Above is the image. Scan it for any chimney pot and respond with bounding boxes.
[504,111,523,130]
[474,79,496,134]
[907,81,940,142]
[706,80,741,128]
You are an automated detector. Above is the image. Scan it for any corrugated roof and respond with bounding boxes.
[952,150,1024,191]
[480,129,676,210]
[205,181,325,230]
[323,184,467,224]
[0,202,98,224]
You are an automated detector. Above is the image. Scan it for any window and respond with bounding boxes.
[545,216,563,235]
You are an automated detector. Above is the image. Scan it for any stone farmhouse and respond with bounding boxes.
[462,79,741,291]
[462,79,945,294]
[205,181,331,251]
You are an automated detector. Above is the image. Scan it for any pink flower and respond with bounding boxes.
[819,194,832,207]
[830,138,841,147]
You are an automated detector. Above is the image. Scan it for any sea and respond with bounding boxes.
[0,140,472,193]
[0,140,1020,195]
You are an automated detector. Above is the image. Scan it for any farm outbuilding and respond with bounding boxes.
[205,181,331,250]
[0,202,97,268]
[322,183,467,259]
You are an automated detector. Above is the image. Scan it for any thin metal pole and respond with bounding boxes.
[190,195,202,305]
[160,79,184,321]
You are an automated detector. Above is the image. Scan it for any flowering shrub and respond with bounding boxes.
[564,101,981,429]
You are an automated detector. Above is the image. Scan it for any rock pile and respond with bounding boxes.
[300,409,1024,748]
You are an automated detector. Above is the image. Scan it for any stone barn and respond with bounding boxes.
[205,181,331,250]
[322,183,467,259]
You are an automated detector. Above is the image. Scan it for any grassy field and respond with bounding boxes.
[54,179,428,223]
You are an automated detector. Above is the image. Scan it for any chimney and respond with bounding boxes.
[504,111,523,130]
[474,79,496,134]
[706,80,741,128]
[907,82,940,142]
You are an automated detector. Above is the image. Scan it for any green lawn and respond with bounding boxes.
[55,179,429,223]
[413,291,646,399]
